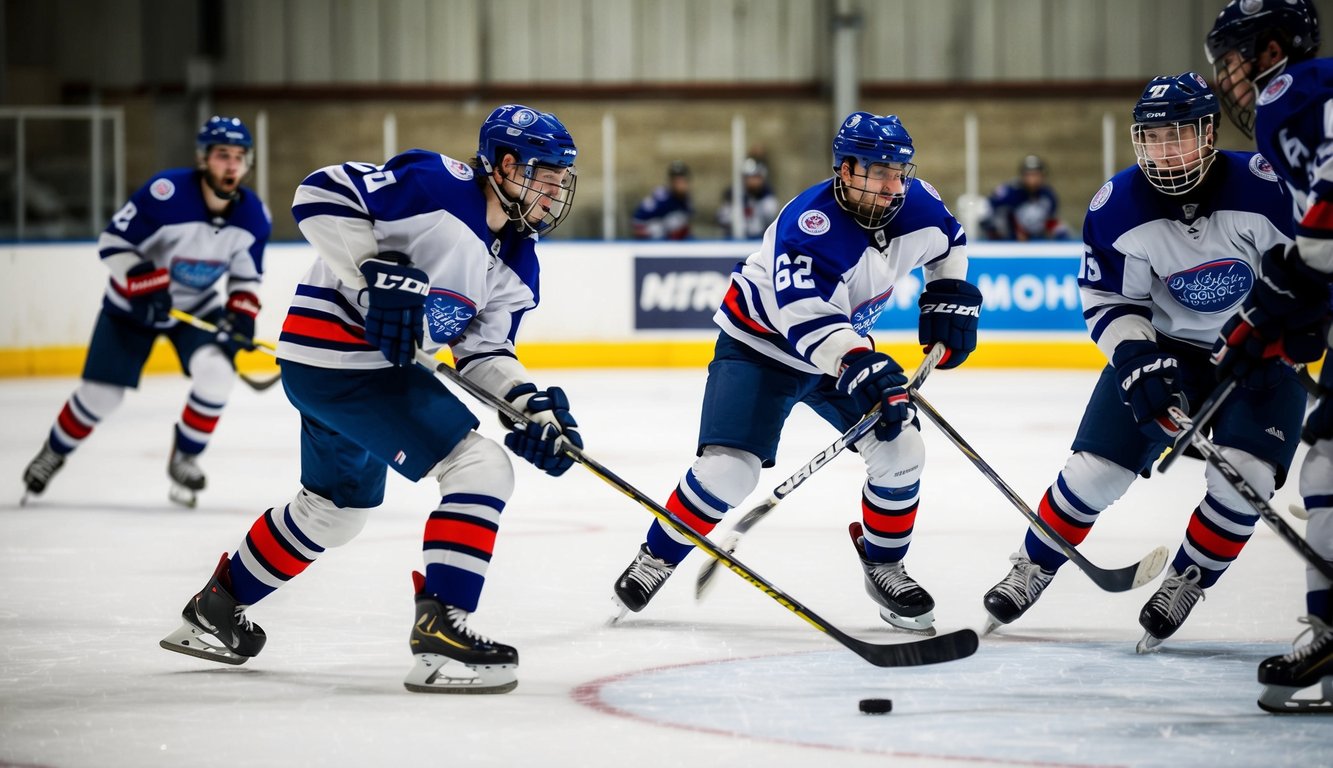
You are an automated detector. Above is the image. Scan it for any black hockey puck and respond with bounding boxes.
[858,697,893,714]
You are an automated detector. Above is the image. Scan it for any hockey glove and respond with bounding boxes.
[503,384,583,477]
[1112,341,1186,438]
[215,291,261,356]
[359,255,430,367]
[836,349,913,442]
[119,261,172,327]
[918,279,983,369]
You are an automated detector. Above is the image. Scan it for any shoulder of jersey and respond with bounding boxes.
[139,167,197,205]
[1214,149,1281,184]
[890,179,950,227]
[776,181,849,243]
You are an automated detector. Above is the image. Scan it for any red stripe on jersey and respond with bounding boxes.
[281,314,368,345]
[665,490,719,535]
[1038,491,1091,545]
[56,402,94,440]
[862,500,916,534]
[181,406,219,434]
[1300,198,1333,234]
[723,283,773,336]
[1186,512,1247,560]
[246,515,310,579]
[424,518,497,555]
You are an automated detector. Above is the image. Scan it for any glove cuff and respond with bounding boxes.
[120,264,170,297]
[1111,339,1159,366]
[227,291,261,318]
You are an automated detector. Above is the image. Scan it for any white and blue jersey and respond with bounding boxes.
[97,167,270,325]
[632,187,693,240]
[715,178,967,377]
[285,150,540,372]
[1079,150,1293,361]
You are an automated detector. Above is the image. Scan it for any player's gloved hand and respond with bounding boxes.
[836,349,914,441]
[1303,362,1333,445]
[359,255,430,367]
[1213,244,1331,388]
[918,279,983,369]
[120,261,172,326]
[502,384,583,477]
[215,291,260,355]
[1113,340,1186,438]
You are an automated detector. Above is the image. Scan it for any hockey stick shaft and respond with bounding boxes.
[912,389,1168,592]
[694,343,947,600]
[1168,405,1333,582]
[419,350,977,667]
[168,309,282,392]
[1156,377,1238,474]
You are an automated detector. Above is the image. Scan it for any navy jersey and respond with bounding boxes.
[985,182,1065,240]
[632,187,693,240]
[1253,57,1333,276]
[715,177,967,376]
[286,150,540,371]
[98,167,270,325]
[1079,150,1293,361]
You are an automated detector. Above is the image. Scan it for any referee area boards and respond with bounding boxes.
[2,241,1147,377]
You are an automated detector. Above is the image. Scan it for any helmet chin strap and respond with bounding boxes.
[482,158,539,234]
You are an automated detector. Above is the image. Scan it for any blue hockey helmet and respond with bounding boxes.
[476,104,578,235]
[831,112,917,229]
[1131,73,1220,195]
[196,116,253,154]
[1205,0,1321,139]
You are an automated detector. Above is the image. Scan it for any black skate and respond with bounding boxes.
[982,553,1056,635]
[404,571,518,694]
[1257,615,1333,714]
[611,543,677,622]
[850,522,936,635]
[159,553,267,665]
[1136,565,1205,653]
[21,441,65,505]
[167,437,206,508]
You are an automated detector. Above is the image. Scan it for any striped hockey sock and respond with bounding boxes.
[646,469,729,565]
[47,382,123,455]
[229,505,324,605]
[175,391,227,455]
[422,492,505,612]
[860,480,919,562]
[1171,493,1258,589]
[1024,472,1103,572]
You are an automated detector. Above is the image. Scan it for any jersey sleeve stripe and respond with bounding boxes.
[1087,303,1151,343]
[292,201,373,223]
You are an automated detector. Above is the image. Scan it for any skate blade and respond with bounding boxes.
[981,615,1005,637]
[159,622,249,665]
[1257,681,1333,714]
[168,483,198,509]
[607,595,632,626]
[1135,632,1164,654]
[403,653,517,694]
[879,607,937,636]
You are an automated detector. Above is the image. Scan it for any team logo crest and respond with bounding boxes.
[919,179,941,201]
[169,258,227,290]
[444,157,474,181]
[798,210,831,236]
[845,114,863,129]
[1239,0,1263,14]
[1166,258,1255,313]
[1249,153,1279,181]
[511,109,538,127]
[426,289,478,344]
[1089,181,1113,211]
[150,178,175,201]
[1192,73,1209,89]
[1257,73,1293,106]
[850,289,893,335]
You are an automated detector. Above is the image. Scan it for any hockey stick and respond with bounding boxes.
[911,389,1169,592]
[694,343,948,601]
[417,349,979,668]
[1156,377,1238,474]
[1167,405,1333,582]
[168,309,283,392]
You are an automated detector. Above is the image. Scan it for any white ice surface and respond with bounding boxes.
[2,368,1329,768]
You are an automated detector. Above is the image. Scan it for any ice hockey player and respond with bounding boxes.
[20,116,270,508]
[980,73,1305,653]
[159,105,584,695]
[610,112,981,635]
[1206,0,1333,713]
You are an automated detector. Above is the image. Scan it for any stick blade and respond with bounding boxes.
[850,628,980,668]
[1131,546,1170,589]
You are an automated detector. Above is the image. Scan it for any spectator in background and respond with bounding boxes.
[633,161,693,240]
[717,157,780,239]
[983,154,1070,241]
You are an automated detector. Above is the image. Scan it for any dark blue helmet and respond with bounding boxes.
[1205,0,1321,138]
[196,116,253,154]
[1131,73,1220,195]
[476,104,578,235]
[831,112,917,229]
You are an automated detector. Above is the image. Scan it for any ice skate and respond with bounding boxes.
[1257,615,1333,714]
[159,553,266,665]
[21,442,65,505]
[404,572,517,694]
[849,522,936,635]
[1136,565,1205,653]
[610,543,677,622]
[167,440,206,508]
[982,553,1056,635]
